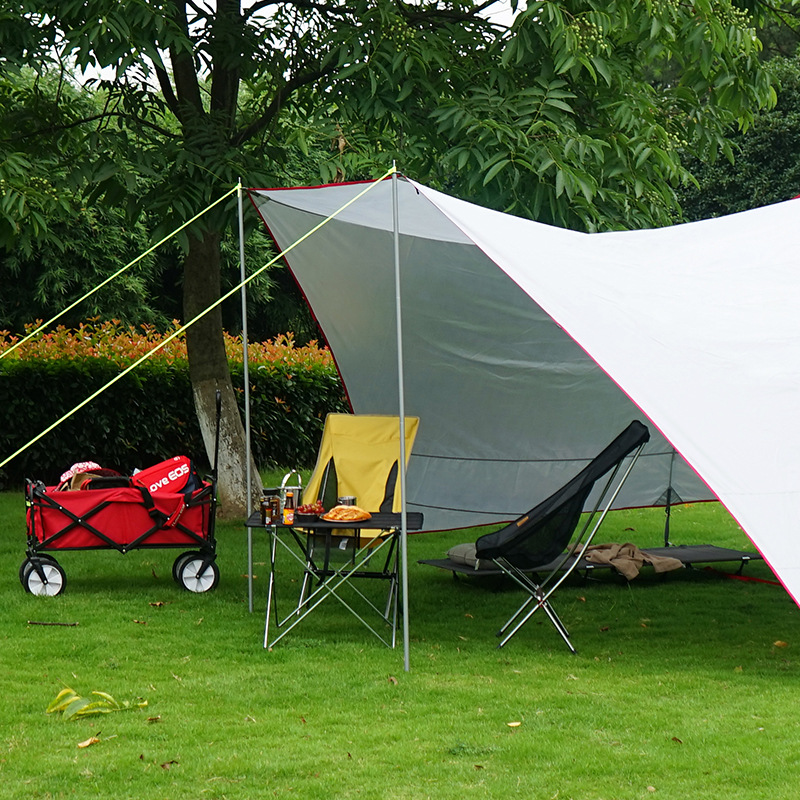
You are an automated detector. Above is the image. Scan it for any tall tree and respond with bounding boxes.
[2,0,781,512]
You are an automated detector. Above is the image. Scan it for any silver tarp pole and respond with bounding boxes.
[237,180,255,613]
[391,166,410,672]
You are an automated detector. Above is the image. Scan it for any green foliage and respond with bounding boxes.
[47,687,148,720]
[0,204,168,331]
[0,70,81,253]
[0,69,304,341]
[237,362,347,470]
[261,0,783,231]
[0,69,173,330]
[416,0,778,230]
[678,55,800,220]
[0,322,347,486]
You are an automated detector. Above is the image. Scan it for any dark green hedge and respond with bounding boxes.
[0,358,347,488]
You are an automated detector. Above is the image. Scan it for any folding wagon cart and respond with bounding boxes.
[20,393,222,597]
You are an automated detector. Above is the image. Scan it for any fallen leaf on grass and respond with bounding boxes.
[147,716,161,723]
[600,625,610,632]
[133,619,147,625]
[734,666,743,673]
[474,764,484,770]
[506,721,521,728]
[647,786,656,792]
[149,602,167,608]
[465,613,473,618]
[774,640,789,648]
[578,596,586,603]
[671,737,683,744]
[161,760,178,770]
[78,736,100,749]
[388,675,399,685]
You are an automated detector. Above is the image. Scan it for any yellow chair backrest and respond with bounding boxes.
[303,414,419,513]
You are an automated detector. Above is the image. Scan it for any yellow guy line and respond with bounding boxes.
[0,167,396,471]
[0,184,240,360]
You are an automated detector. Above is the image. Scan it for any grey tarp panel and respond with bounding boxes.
[249,180,712,533]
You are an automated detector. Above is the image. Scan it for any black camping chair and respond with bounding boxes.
[474,420,650,653]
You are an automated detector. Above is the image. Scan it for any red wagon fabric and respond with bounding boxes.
[27,481,212,550]
[22,456,218,596]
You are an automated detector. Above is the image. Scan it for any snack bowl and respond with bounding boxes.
[294,512,320,524]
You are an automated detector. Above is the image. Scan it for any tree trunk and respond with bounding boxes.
[183,228,262,517]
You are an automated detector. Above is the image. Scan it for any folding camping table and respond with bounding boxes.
[245,511,423,649]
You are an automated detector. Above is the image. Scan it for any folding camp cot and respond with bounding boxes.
[20,394,221,597]
[248,413,421,649]
[424,542,761,582]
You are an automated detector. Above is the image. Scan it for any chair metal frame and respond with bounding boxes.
[479,421,650,653]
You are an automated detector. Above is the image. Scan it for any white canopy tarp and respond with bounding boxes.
[249,178,800,603]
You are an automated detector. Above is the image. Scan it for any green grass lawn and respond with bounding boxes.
[3,489,800,800]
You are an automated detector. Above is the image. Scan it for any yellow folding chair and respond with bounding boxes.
[264,414,422,648]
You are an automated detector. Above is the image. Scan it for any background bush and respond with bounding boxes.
[0,321,347,487]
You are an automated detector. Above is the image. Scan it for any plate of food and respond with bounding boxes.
[321,505,372,522]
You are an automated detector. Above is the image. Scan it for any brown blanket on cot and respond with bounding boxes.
[578,542,683,580]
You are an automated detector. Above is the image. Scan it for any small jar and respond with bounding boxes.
[269,496,281,525]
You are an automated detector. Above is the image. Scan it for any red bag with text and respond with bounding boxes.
[131,456,203,496]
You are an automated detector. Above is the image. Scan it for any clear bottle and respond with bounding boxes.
[283,490,295,525]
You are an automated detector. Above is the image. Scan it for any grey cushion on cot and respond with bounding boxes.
[447,542,495,570]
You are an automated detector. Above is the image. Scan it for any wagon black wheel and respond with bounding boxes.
[178,556,219,593]
[19,555,58,588]
[172,551,202,584]
[23,559,66,597]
